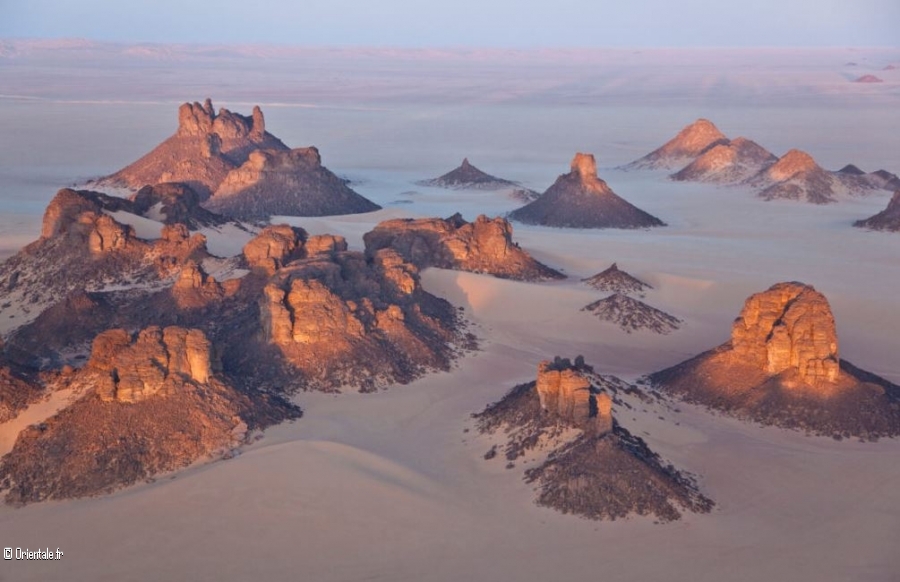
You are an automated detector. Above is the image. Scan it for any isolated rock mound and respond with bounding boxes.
[582,263,651,296]
[260,248,463,391]
[582,293,681,334]
[97,99,287,198]
[651,282,900,438]
[854,75,883,83]
[418,158,519,190]
[625,119,728,170]
[0,326,300,504]
[509,154,665,229]
[746,149,856,204]
[475,356,713,522]
[671,137,777,184]
[363,213,564,281]
[204,147,380,219]
[854,192,900,232]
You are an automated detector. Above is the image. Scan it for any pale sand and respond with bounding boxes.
[1,46,899,582]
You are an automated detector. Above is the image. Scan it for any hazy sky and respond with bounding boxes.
[2,0,898,47]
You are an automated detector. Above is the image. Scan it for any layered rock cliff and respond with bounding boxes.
[363,213,564,281]
[651,282,900,438]
[509,153,665,229]
[475,357,712,521]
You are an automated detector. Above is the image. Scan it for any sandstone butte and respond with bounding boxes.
[475,356,713,521]
[363,213,564,281]
[651,282,900,438]
[509,153,665,229]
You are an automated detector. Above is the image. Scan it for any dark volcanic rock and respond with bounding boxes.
[0,326,299,504]
[203,147,380,220]
[671,137,777,184]
[625,119,729,170]
[418,158,519,190]
[364,213,564,281]
[509,154,665,229]
[582,293,681,334]
[650,282,900,438]
[475,357,713,522]
[582,263,652,296]
[854,191,900,232]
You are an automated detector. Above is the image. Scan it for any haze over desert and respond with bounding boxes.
[1,4,899,580]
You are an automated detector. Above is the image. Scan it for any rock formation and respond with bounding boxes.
[582,293,681,334]
[582,263,651,296]
[746,149,851,204]
[509,153,665,229]
[624,119,729,170]
[259,248,463,391]
[0,351,42,423]
[96,99,287,198]
[0,326,299,504]
[475,356,713,521]
[854,191,900,232]
[131,182,225,228]
[363,213,564,281]
[417,158,519,190]
[651,282,900,438]
[671,137,777,184]
[854,75,883,83]
[203,147,380,220]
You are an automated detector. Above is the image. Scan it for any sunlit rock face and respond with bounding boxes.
[732,282,839,386]
[364,213,564,281]
[536,359,612,435]
[625,119,729,170]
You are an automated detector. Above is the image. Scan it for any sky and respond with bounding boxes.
[1,0,898,48]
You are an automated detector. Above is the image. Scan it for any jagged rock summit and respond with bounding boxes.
[582,263,652,296]
[625,119,728,170]
[671,137,777,184]
[509,153,665,229]
[651,282,900,438]
[363,213,564,281]
[94,99,380,219]
[475,356,713,521]
[854,191,900,232]
[418,158,519,190]
[0,326,300,504]
[582,293,681,334]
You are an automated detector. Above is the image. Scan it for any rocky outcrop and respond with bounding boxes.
[259,248,462,391]
[509,153,665,229]
[582,293,681,334]
[854,191,900,231]
[0,354,42,423]
[241,224,348,275]
[417,158,519,190]
[624,119,728,170]
[0,325,300,504]
[204,147,380,220]
[363,213,564,281]
[475,357,712,522]
[582,263,651,296]
[131,182,225,228]
[651,282,900,438]
[745,149,871,204]
[671,137,777,184]
[854,75,883,83]
[96,99,288,198]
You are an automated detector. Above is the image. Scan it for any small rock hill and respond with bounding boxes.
[582,293,681,334]
[363,213,564,281]
[417,158,519,189]
[746,149,850,204]
[0,326,299,504]
[582,263,651,296]
[509,153,665,229]
[475,356,713,522]
[671,137,777,183]
[624,119,729,170]
[854,192,900,232]
[651,282,900,438]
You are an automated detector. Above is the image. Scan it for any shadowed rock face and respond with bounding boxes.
[510,153,665,229]
[0,325,300,505]
[204,147,380,219]
[363,213,564,281]
[97,99,287,198]
[259,248,462,391]
[131,182,225,228]
[417,158,518,189]
[855,191,900,232]
[651,282,900,438]
[475,356,712,522]
[671,137,777,183]
[0,350,42,423]
[625,119,729,170]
